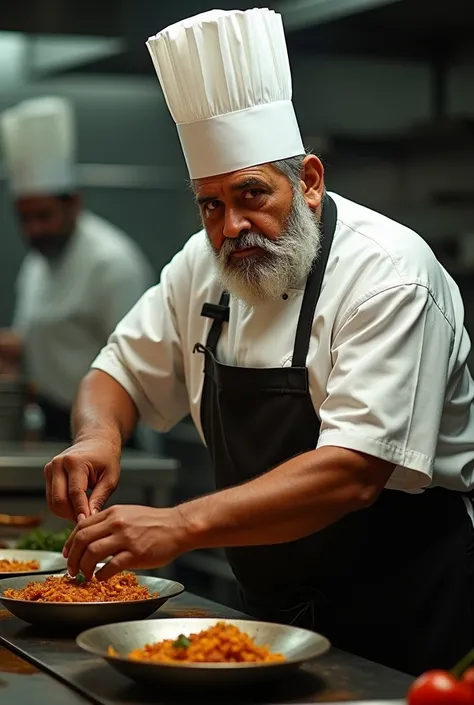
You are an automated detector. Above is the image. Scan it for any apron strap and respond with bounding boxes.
[292,194,338,368]
[203,290,230,353]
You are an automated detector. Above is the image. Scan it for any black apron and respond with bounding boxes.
[194,195,474,676]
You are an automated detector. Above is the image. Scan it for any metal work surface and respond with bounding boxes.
[0,645,90,705]
[0,592,413,704]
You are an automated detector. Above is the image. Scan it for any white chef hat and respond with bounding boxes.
[146,8,304,180]
[0,96,76,196]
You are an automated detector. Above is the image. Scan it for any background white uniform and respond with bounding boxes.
[92,191,474,495]
[14,209,154,408]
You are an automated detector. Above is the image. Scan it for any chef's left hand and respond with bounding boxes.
[63,505,189,581]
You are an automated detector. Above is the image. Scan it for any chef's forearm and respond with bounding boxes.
[72,369,138,448]
[177,447,394,550]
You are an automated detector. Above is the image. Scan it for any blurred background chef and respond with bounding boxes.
[0,96,154,442]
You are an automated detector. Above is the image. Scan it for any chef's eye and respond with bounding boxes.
[243,189,264,199]
[205,200,221,213]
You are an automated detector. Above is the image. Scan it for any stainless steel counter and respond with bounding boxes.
[0,592,412,704]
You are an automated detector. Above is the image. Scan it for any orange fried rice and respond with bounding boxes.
[0,559,40,573]
[4,571,157,603]
[108,621,285,664]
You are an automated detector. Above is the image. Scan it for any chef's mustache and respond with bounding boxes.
[218,231,280,261]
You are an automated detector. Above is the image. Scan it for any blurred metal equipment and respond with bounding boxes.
[0,163,184,190]
[0,443,179,578]
[0,378,27,442]
[276,0,401,30]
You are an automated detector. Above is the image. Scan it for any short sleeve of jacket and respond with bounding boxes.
[91,248,190,433]
[94,254,155,338]
[317,283,454,490]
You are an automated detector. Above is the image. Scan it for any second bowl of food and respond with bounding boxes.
[76,618,331,687]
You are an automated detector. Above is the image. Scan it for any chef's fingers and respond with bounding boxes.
[78,536,117,582]
[46,463,75,521]
[95,551,134,582]
[61,456,91,522]
[63,510,109,557]
[88,473,116,515]
[44,463,53,514]
[66,520,111,578]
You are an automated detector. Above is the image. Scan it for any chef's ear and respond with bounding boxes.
[58,192,81,229]
[71,193,82,215]
[68,193,82,223]
[300,155,324,210]
[59,192,81,213]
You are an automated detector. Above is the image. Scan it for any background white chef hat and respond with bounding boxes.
[146,8,304,180]
[0,96,76,197]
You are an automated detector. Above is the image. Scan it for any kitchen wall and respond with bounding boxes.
[293,55,474,235]
[292,56,474,357]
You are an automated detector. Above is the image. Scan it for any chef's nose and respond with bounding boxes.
[222,208,251,239]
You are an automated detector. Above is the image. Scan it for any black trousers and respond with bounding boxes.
[36,395,72,443]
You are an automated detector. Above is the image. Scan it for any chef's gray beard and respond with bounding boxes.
[207,188,321,306]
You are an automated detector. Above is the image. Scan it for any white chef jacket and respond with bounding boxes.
[92,192,474,494]
[13,210,154,407]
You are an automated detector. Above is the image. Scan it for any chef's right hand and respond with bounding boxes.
[44,439,121,523]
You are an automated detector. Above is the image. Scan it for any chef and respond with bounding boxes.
[0,96,154,441]
[46,9,474,675]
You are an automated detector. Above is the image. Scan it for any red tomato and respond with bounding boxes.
[408,670,474,705]
[462,667,474,690]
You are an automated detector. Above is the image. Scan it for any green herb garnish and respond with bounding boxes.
[75,572,87,584]
[173,634,191,649]
[16,528,72,552]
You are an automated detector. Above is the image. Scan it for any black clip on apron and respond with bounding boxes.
[194,194,474,675]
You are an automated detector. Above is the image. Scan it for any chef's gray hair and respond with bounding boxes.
[271,154,307,190]
[272,153,326,204]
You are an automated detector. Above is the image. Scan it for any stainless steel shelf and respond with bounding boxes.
[0,163,184,190]
[0,442,178,490]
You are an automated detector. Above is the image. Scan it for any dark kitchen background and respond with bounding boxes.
[0,0,473,607]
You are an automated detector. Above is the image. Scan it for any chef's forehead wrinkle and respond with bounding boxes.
[198,177,273,202]
[190,155,308,198]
